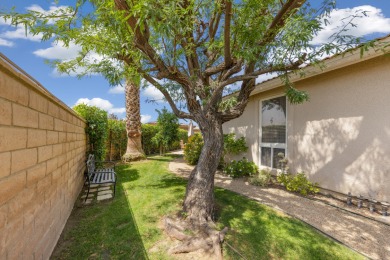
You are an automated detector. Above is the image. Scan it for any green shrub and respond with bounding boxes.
[223,133,248,156]
[169,128,188,151]
[224,157,258,178]
[141,124,160,155]
[107,119,127,160]
[178,129,189,144]
[184,133,203,165]
[183,132,248,167]
[220,133,248,168]
[73,104,108,163]
[277,172,319,196]
[249,169,272,187]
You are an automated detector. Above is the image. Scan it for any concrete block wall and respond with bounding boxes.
[0,56,87,259]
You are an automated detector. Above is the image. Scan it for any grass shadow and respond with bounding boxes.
[51,155,362,260]
[51,166,148,260]
[215,188,363,260]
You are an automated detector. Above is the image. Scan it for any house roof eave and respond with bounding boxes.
[225,35,390,99]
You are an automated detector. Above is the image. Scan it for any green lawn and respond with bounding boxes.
[52,155,363,260]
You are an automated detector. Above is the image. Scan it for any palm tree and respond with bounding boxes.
[122,80,145,162]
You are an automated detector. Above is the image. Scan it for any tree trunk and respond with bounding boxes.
[164,115,227,258]
[122,80,145,162]
[183,115,224,223]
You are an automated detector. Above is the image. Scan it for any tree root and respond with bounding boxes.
[164,217,229,260]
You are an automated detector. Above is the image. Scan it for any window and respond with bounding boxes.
[260,96,286,169]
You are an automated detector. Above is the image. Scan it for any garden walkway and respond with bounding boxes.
[168,153,390,260]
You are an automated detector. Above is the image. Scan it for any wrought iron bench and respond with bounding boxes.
[85,154,117,201]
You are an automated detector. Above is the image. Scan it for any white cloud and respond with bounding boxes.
[33,41,82,60]
[34,41,121,78]
[33,41,107,77]
[142,85,165,102]
[141,114,152,123]
[312,5,390,45]
[51,66,99,77]
[110,107,126,114]
[0,17,11,26]
[75,98,125,115]
[108,85,125,94]
[0,38,14,47]
[76,98,113,110]
[26,4,72,25]
[27,4,69,13]
[1,26,44,42]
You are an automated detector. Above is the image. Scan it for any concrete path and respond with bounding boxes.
[168,155,390,260]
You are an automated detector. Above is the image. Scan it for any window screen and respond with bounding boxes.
[261,147,271,167]
[261,96,286,143]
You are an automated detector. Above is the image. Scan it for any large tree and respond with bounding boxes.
[2,0,374,257]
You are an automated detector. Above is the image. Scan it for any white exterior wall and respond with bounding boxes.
[223,55,390,201]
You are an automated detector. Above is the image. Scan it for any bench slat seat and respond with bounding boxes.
[84,154,117,201]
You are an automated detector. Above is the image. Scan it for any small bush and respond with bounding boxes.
[277,172,319,196]
[183,132,248,167]
[224,158,258,178]
[249,169,272,187]
[184,133,203,165]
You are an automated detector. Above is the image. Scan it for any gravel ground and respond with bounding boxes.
[168,155,390,260]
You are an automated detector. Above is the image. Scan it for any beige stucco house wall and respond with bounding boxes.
[223,39,390,202]
[0,54,87,259]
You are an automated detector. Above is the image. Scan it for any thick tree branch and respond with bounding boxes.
[220,59,243,81]
[219,63,255,123]
[117,54,193,120]
[209,2,222,42]
[220,52,307,123]
[114,0,192,89]
[204,62,227,77]
[219,56,305,88]
[143,74,193,120]
[224,0,232,67]
[203,59,243,111]
[258,0,306,47]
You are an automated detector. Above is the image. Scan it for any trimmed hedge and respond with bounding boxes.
[141,124,160,155]
[107,119,127,160]
[73,104,108,163]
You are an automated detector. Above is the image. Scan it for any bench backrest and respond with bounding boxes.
[86,154,96,175]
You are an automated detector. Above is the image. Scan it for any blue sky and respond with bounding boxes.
[1,1,390,123]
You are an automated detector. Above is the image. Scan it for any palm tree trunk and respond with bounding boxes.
[122,80,145,162]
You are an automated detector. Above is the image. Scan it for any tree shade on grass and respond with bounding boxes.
[52,156,363,260]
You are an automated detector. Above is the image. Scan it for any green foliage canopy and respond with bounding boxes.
[1,0,368,121]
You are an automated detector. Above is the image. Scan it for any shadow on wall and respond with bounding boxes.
[292,116,390,201]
